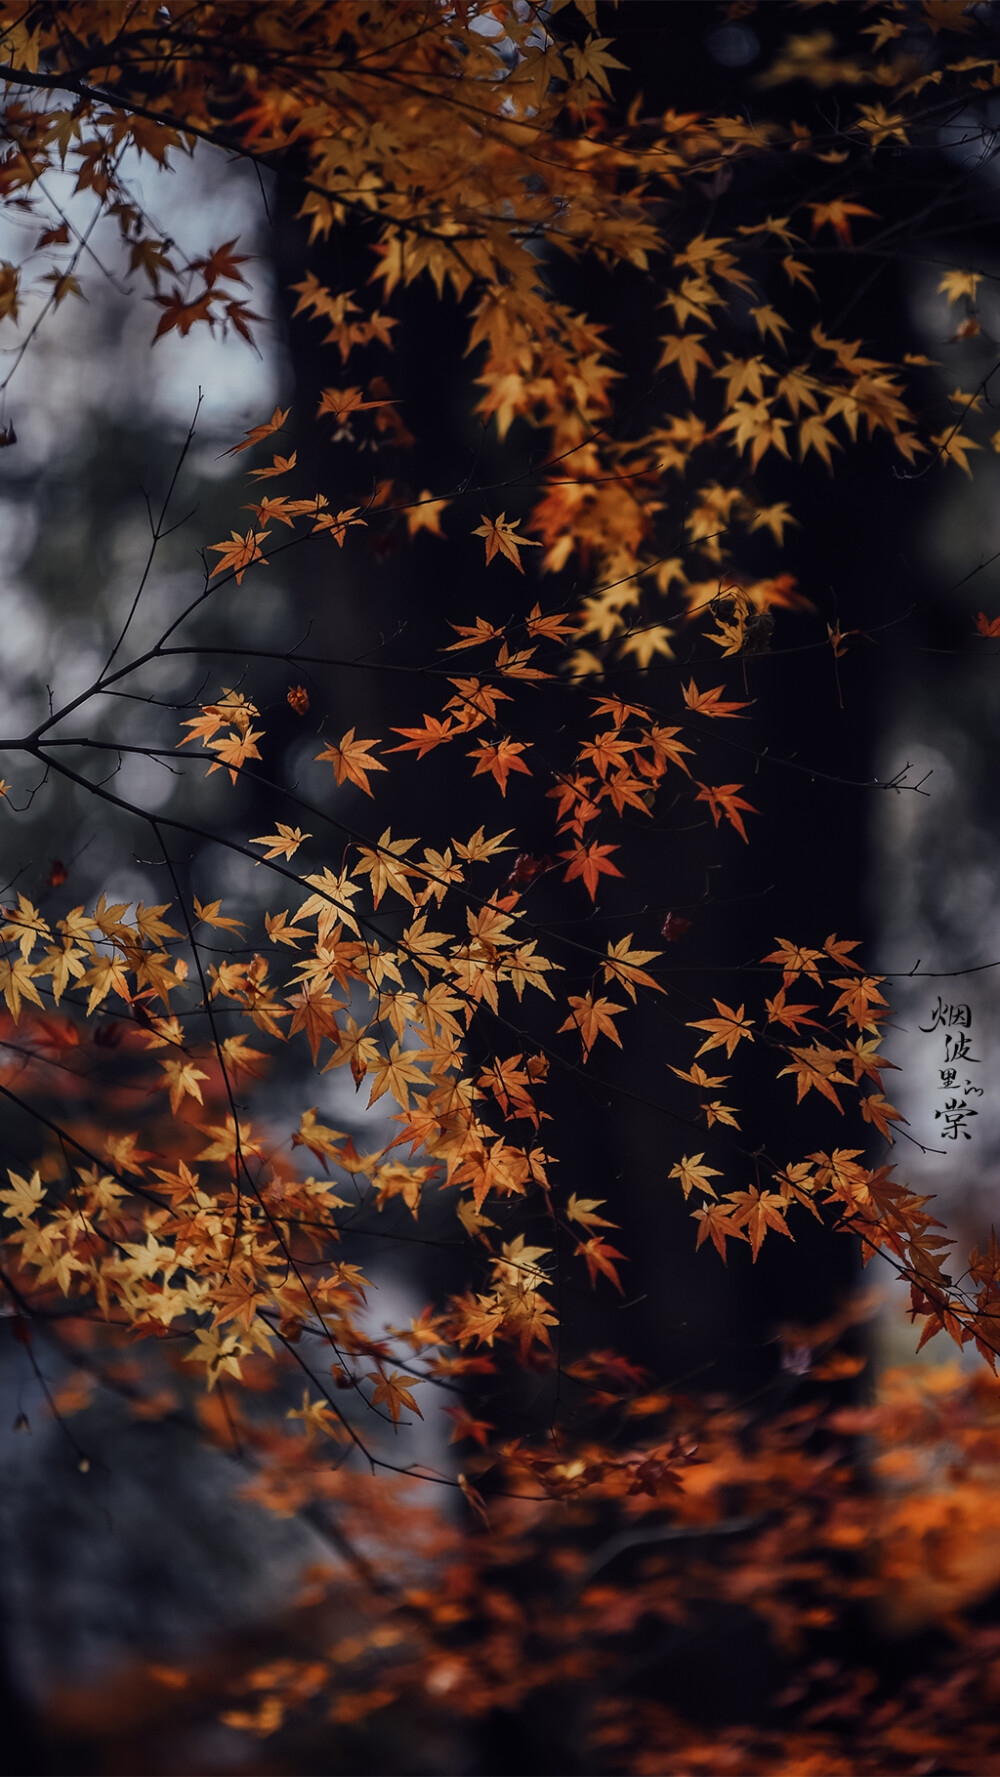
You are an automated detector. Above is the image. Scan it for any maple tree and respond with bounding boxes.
[3,1,1000,1770]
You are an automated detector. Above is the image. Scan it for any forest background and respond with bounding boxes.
[3,2,1000,1773]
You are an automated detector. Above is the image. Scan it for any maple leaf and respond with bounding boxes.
[474,513,541,573]
[312,507,366,544]
[669,1153,723,1200]
[766,986,821,1033]
[42,270,84,306]
[568,32,627,94]
[291,1107,346,1167]
[446,1406,496,1448]
[602,936,664,1000]
[749,304,791,350]
[781,254,817,295]
[575,1236,627,1293]
[354,831,420,907]
[248,451,297,481]
[406,491,448,537]
[366,1043,428,1111]
[695,782,758,843]
[526,604,578,643]
[931,427,980,475]
[779,1044,852,1111]
[152,287,214,341]
[692,1201,748,1262]
[243,495,298,529]
[726,1188,793,1261]
[807,199,878,246]
[657,332,713,393]
[860,1092,905,1141]
[317,384,399,422]
[446,617,503,651]
[388,716,455,758]
[975,612,1000,638]
[682,681,749,718]
[558,993,625,1056]
[798,414,840,469]
[670,1062,729,1091]
[193,897,245,932]
[79,954,132,1017]
[316,729,386,795]
[250,824,310,861]
[566,1194,617,1232]
[705,1100,740,1131]
[197,1117,263,1165]
[0,1168,44,1222]
[207,528,269,584]
[467,738,531,796]
[191,238,249,289]
[206,725,263,783]
[823,933,863,972]
[688,1000,754,1059]
[764,938,825,985]
[938,269,981,303]
[829,974,888,1032]
[160,1056,209,1115]
[287,1390,339,1442]
[560,840,623,901]
[288,987,344,1067]
[367,1369,424,1425]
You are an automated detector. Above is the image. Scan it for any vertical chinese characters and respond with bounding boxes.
[921,998,982,1140]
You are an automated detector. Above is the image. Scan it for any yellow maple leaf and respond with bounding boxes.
[669,1154,723,1200]
[250,824,311,861]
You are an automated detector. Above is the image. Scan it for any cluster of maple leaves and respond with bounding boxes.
[2,0,1000,1767]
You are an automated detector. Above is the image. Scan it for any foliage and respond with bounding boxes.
[1,1,1000,1768]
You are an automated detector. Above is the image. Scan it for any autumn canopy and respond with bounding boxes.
[1,2,1000,1771]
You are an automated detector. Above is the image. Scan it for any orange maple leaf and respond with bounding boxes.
[526,603,578,642]
[474,513,541,573]
[765,985,821,1033]
[558,993,625,1056]
[695,782,758,843]
[682,681,749,718]
[248,451,297,480]
[316,729,386,796]
[222,405,289,456]
[560,840,623,900]
[824,933,863,973]
[829,975,888,1032]
[574,1236,627,1293]
[725,1188,793,1261]
[207,527,269,584]
[467,738,532,796]
[367,1369,424,1425]
[807,199,878,246]
[779,1044,852,1111]
[688,1000,754,1059]
[692,1201,748,1262]
[388,716,456,758]
[763,938,825,985]
[317,384,399,421]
